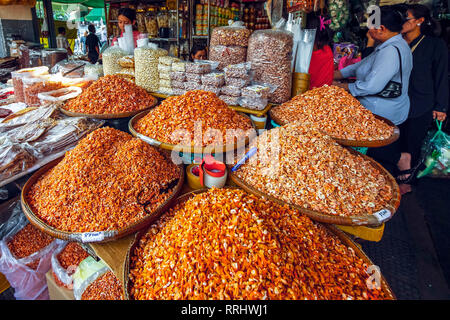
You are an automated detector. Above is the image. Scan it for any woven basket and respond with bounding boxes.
[269,110,400,148]
[128,110,256,155]
[59,95,158,120]
[229,147,400,227]
[122,188,396,300]
[20,157,185,243]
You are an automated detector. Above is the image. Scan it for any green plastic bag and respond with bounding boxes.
[417,120,450,178]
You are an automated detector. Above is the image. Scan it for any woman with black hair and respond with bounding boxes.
[306,14,335,88]
[189,44,207,62]
[395,4,448,194]
[113,7,141,47]
[334,6,413,176]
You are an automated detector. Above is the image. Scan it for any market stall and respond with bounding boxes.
[2,0,449,302]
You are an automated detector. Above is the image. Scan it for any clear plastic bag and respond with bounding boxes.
[170,71,186,82]
[171,80,185,89]
[185,60,219,74]
[11,67,49,103]
[417,120,450,179]
[72,256,109,300]
[185,73,202,83]
[184,81,201,91]
[201,85,221,96]
[117,55,135,68]
[219,95,240,105]
[159,79,171,88]
[225,77,250,88]
[22,75,64,107]
[223,62,251,79]
[238,96,269,111]
[158,64,172,73]
[201,72,225,87]
[210,24,252,47]
[0,203,60,300]
[172,88,186,96]
[209,45,247,71]
[102,45,127,76]
[247,29,294,104]
[51,60,86,78]
[83,63,104,79]
[220,85,241,97]
[158,86,173,96]
[172,61,187,72]
[134,44,168,92]
[159,56,180,66]
[0,143,36,181]
[159,72,171,80]
[241,83,272,99]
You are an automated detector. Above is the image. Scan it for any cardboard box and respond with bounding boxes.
[45,270,74,300]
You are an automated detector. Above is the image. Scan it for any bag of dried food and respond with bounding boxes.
[22,75,65,107]
[209,45,247,71]
[134,43,168,92]
[0,202,60,300]
[51,242,91,290]
[102,44,127,76]
[72,256,109,300]
[11,67,49,103]
[83,63,104,79]
[210,22,252,47]
[247,29,294,104]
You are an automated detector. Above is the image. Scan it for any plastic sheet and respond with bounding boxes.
[247,29,293,104]
[0,202,60,300]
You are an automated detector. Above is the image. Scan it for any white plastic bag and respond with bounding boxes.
[0,203,60,300]
[72,256,109,300]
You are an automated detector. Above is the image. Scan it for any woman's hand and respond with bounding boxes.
[366,31,375,48]
[334,70,343,80]
[433,110,447,121]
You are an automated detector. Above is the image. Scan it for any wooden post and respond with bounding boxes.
[42,0,56,48]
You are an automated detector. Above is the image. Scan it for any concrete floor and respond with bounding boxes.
[1,177,449,301]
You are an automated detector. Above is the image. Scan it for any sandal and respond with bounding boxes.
[395,168,416,185]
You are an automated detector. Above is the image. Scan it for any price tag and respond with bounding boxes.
[373,209,391,223]
[80,232,105,243]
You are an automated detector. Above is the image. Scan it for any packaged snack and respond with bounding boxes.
[184,81,201,91]
[201,72,225,87]
[210,25,252,47]
[209,45,247,71]
[241,84,271,99]
[159,56,180,66]
[159,79,171,88]
[158,64,171,73]
[201,85,221,96]
[185,73,202,83]
[169,71,186,82]
[238,96,268,111]
[220,85,241,97]
[225,77,250,88]
[219,95,240,105]
[172,61,187,72]
[223,62,251,79]
[171,80,185,89]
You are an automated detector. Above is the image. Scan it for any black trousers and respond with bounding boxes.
[366,138,402,177]
[398,111,434,168]
[88,52,99,64]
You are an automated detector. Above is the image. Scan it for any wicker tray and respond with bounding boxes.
[122,188,396,300]
[229,147,401,227]
[128,109,256,155]
[59,95,158,120]
[269,111,400,148]
[20,156,185,243]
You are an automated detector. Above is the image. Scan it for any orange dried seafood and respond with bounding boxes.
[233,122,393,217]
[129,188,390,300]
[81,271,124,300]
[26,127,181,233]
[270,85,394,141]
[134,90,253,147]
[63,75,155,114]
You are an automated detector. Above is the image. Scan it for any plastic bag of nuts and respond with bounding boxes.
[219,94,240,105]
[220,85,241,97]
[209,45,247,71]
[159,79,171,88]
[159,56,180,66]
[201,85,221,96]
[225,77,251,88]
[238,96,269,110]
[172,88,186,96]
[184,81,201,91]
[118,55,134,68]
[247,29,293,104]
[172,61,186,72]
[201,72,225,87]
[210,25,252,47]
[102,45,127,76]
[170,71,186,82]
[159,72,171,80]
[241,83,273,99]
[185,73,202,83]
[185,60,219,74]
[171,80,185,89]
[223,62,251,79]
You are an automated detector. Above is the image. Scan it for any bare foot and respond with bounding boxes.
[399,183,412,195]
[397,153,412,181]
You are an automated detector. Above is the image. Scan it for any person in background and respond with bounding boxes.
[190,44,207,61]
[113,8,141,48]
[395,4,448,194]
[86,24,100,64]
[306,14,335,89]
[80,30,88,54]
[56,27,73,56]
[333,6,413,176]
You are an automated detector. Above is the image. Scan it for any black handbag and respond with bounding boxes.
[375,46,403,98]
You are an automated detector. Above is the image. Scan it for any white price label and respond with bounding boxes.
[374,209,391,223]
[80,232,105,243]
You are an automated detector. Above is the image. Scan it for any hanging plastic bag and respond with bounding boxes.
[417,120,450,179]
[0,203,60,300]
